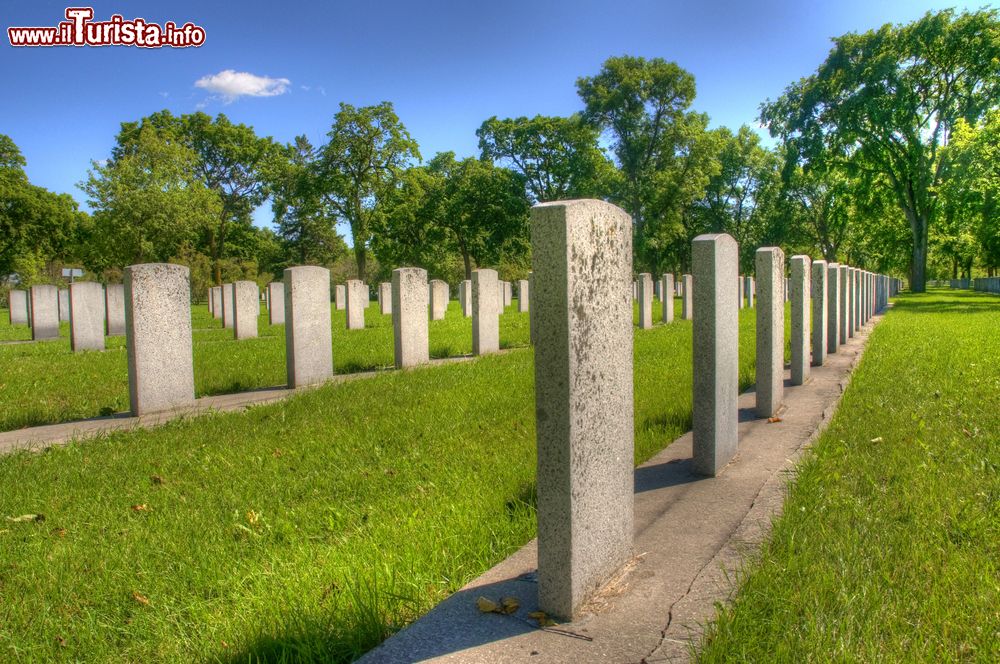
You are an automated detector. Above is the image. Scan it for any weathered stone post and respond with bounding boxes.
[849,268,858,337]
[854,268,862,332]
[70,282,105,352]
[58,288,70,322]
[504,281,512,308]
[9,289,28,325]
[210,286,222,320]
[756,247,785,417]
[379,282,392,315]
[681,274,693,320]
[790,255,810,385]
[430,279,449,320]
[124,264,195,415]
[334,284,346,311]
[838,265,849,345]
[745,276,755,308]
[30,285,60,340]
[528,272,536,343]
[460,279,472,317]
[827,264,841,353]
[233,281,259,340]
[738,275,745,309]
[208,288,216,316]
[637,273,653,329]
[345,279,366,329]
[693,233,739,476]
[222,284,235,329]
[267,282,285,325]
[284,266,333,388]
[531,199,633,621]
[661,273,674,323]
[517,279,529,313]
[472,269,499,355]
[811,260,828,367]
[105,284,125,336]
[392,268,429,369]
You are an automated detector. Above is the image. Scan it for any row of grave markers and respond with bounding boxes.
[7,284,126,349]
[525,200,900,621]
[201,276,530,339]
[972,277,1000,294]
[97,264,536,416]
[6,200,903,625]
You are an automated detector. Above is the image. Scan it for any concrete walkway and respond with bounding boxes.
[0,350,521,455]
[361,311,886,663]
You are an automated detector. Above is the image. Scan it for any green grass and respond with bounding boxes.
[0,300,533,432]
[697,289,1000,663]
[0,298,763,662]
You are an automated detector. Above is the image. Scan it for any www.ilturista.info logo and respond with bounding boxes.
[8,7,206,48]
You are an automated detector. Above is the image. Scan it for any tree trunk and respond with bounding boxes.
[461,247,472,280]
[354,244,367,282]
[910,219,928,293]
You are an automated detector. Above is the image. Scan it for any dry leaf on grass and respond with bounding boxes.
[132,591,150,606]
[6,514,44,523]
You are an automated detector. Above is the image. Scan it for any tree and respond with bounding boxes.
[577,55,719,272]
[375,153,530,280]
[270,136,349,268]
[761,9,1000,291]
[476,114,613,202]
[81,126,221,270]
[940,111,1000,275]
[113,110,281,284]
[315,102,420,281]
[1,134,85,283]
[698,126,782,271]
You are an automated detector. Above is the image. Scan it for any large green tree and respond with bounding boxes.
[1,134,85,284]
[81,126,221,270]
[476,114,612,202]
[270,135,349,268]
[940,110,1000,275]
[113,111,281,284]
[761,9,1000,291]
[577,55,719,272]
[375,153,530,280]
[315,102,420,281]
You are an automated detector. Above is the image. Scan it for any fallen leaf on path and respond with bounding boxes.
[767,417,782,423]
[500,596,520,614]
[476,596,499,613]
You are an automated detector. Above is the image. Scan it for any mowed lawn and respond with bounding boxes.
[698,289,1000,663]
[0,297,765,662]
[0,300,531,432]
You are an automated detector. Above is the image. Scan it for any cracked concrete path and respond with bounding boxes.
[360,311,886,663]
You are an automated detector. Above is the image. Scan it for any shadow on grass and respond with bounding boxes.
[891,299,1000,315]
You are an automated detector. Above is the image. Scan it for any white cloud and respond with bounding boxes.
[194,69,290,102]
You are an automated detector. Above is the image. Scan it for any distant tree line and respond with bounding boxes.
[2,8,997,296]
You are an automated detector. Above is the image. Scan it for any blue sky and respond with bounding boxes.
[0,0,981,229]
